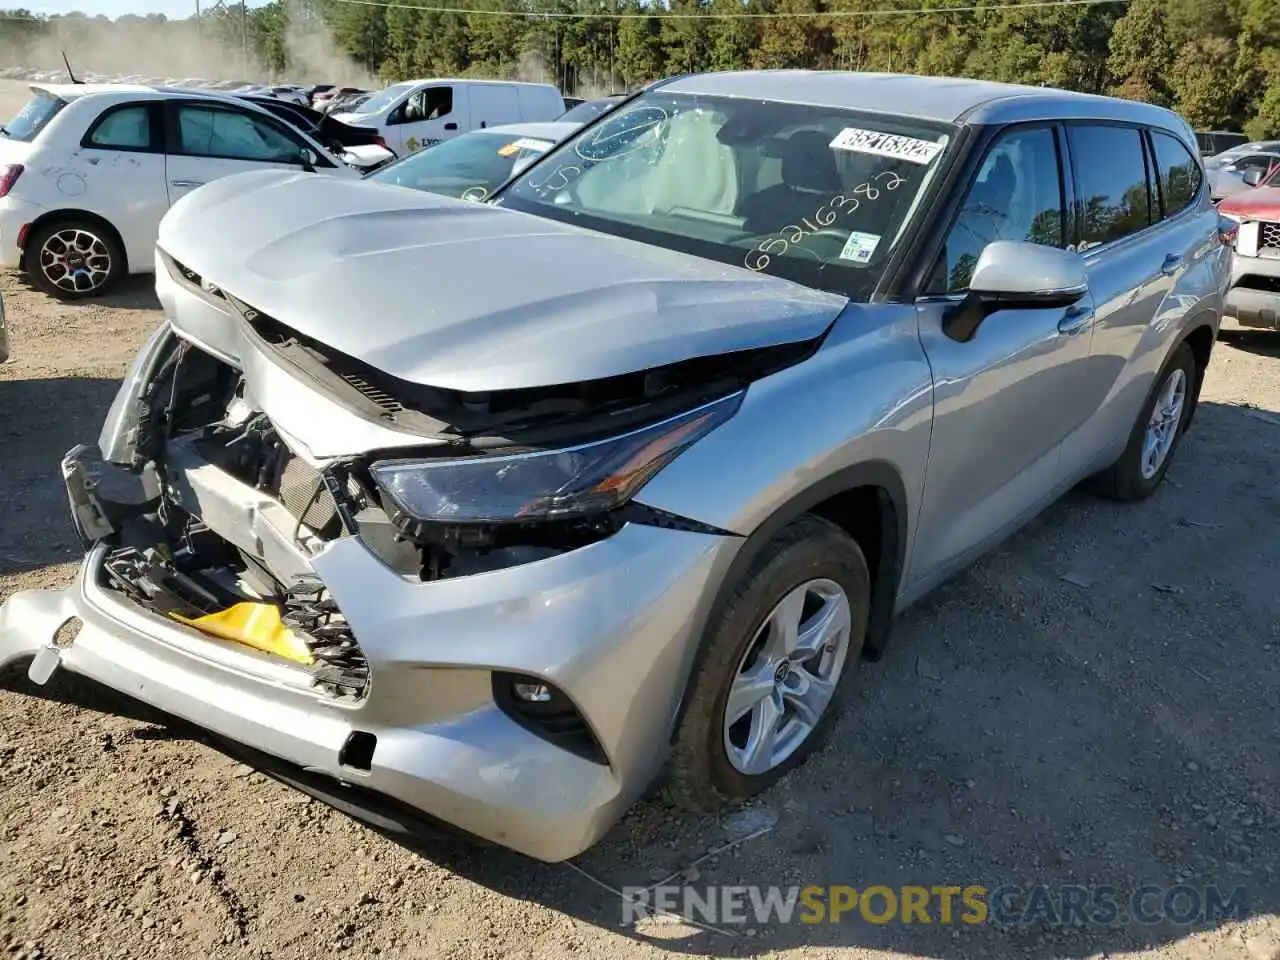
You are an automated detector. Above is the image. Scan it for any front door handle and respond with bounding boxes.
[1057,305,1094,337]
[1161,253,1182,276]
[169,179,205,188]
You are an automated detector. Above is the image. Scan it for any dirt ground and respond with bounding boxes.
[2,81,1280,960]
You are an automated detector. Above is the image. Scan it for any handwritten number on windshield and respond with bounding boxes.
[744,170,908,272]
[529,163,583,196]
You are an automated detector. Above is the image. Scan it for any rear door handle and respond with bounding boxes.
[169,179,205,188]
[1161,253,1182,276]
[1057,305,1094,337]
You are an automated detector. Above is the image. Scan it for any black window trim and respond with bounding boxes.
[1063,118,1165,259]
[80,100,164,154]
[914,120,1070,300]
[162,98,336,168]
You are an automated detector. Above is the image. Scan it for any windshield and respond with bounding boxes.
[368,129,556,201]
[559,98,623,123]
[354,82,416,116]
[4,90,66,142]
[1209,143,1280,166]
[496,92,952,299]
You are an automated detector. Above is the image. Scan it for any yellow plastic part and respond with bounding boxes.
[170,602,315,665]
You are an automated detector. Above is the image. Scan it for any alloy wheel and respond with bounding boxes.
[39,228,112,294]
[723,578,852,775]
[1140,367,1186,480]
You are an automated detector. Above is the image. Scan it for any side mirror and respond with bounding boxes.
[943,241,1088,343]
[298,147,318,173]
[1242,168,1263,187]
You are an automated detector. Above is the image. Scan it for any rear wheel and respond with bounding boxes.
[666,515,870,810]
[25,219,123,300]
[1087,342,1196,501]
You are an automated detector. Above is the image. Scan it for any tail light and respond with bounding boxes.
[0,164,24,199]
[1217,214,1241,248]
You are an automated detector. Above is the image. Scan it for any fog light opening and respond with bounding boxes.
[493,672,609,766]
[513,682,553,703]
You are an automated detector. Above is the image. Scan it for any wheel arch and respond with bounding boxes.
[19,208,129,274]
[667,460,909,743]
[1179,318,1216,431]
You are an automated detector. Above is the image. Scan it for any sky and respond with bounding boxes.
[21,0,271,19]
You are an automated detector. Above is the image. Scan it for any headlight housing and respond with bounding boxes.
[370,391,743,524]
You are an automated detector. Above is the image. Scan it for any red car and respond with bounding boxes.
[1220,163,1280,331]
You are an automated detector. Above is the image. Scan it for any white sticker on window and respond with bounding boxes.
[829,128,943,166]
[839,231,881,264]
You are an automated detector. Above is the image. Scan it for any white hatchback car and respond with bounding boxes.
[0,83,357,299]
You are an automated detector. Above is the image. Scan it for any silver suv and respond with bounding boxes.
[0,71,1230,862]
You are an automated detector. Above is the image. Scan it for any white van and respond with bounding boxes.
[332,79,565,155]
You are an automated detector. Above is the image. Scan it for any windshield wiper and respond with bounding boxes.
[0,125,9,137]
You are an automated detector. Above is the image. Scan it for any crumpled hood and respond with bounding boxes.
[158,169,847,392]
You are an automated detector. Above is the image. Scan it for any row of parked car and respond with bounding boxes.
[0,76,632,300]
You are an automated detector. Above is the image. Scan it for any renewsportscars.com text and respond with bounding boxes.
[621,883,1249,927]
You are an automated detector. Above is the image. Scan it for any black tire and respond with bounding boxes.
[1087,342,1197,501]
[666,515,871,811]
[25,218,124,300]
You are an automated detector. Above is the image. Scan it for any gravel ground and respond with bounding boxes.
[1,82,1279,960]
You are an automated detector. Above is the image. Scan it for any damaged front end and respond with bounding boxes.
[59,295,814,706]
[62,338,371,700]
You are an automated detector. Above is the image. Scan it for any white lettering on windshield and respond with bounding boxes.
[744,170,908,272]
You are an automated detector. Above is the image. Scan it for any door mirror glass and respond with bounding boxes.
[1242,168,1263,187]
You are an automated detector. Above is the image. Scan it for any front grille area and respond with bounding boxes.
[1260,221,1280,252]
[283,577,370,701]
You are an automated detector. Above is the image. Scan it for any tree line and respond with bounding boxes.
[1,0,1278,137]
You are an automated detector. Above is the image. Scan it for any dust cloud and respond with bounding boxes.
[0,10,375,86]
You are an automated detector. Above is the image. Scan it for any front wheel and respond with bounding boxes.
[25,220,123,300]
[666,515,870,811]
[1087,342,1197,501]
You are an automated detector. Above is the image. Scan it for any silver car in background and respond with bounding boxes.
[0,71,1230,862]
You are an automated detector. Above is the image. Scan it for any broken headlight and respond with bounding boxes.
[370,391,743,523]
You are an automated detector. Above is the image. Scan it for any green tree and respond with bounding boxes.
[661,0,709,75]
[704,0,757,72]
[1108,0,1175,105]
[614,0,662,86]
[753,0,830,70]
[1171,36,1239,128]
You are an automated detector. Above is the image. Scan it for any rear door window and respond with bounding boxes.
[1150,131,1202,218]
[1067,124,1153,250]
[84,104,155,151]
[3,90,67,142]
